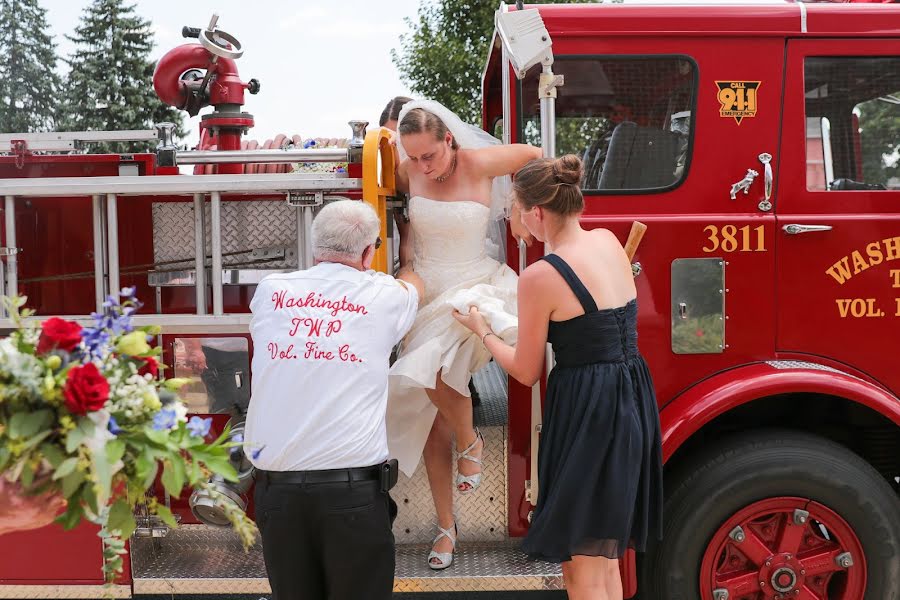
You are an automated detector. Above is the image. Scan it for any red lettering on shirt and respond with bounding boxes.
[270,290,369,317]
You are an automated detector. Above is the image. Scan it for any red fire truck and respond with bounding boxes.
[1,1,899,599]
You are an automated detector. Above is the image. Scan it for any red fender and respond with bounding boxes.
[661,362,900,462]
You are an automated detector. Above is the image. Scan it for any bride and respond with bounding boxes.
[386,99,541,569]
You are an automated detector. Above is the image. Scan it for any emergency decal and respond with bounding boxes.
[715,81,761,124]
[266,290,367,363]
[824,235,900,318]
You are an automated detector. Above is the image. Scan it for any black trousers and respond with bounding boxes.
[254,473,397,600]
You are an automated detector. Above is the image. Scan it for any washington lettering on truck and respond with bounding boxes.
[1,1,899,599]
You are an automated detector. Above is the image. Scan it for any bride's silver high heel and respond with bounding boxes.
[428,523,457,570]
[456,428,484,494]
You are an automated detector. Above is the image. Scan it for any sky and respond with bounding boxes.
[41,0,421,146]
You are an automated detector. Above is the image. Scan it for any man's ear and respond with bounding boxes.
[362,244,375,269]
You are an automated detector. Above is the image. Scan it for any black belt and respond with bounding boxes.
[258,465,382,485]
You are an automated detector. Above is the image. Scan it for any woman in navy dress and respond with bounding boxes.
[454,155,662,599]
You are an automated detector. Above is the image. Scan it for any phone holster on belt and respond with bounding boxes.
[380,459,399,493]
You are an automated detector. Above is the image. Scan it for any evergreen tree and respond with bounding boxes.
[61,0,185,152]
[0,0,63,133]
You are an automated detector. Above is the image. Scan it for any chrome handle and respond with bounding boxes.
[759,153,773,212]
[783,224,833,235]
[679,302,687,319]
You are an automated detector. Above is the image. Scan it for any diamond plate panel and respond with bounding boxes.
[394,542,563,592]
[766,360,847,375]
[131,525,270,595]
[130,526,562,594]
[0,585,131,599]
[152,200,316,270]
[391,423,507,545]
[473,361,508,428]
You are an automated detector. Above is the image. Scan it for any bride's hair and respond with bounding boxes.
[398,108,460,150]
[513,154,584,216]
[379,96,412,127]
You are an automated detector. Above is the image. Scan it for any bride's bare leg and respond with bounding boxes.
[422,410,454,561]
[427,373,484,492]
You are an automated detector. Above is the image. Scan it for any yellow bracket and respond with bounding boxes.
[362,127,398,274]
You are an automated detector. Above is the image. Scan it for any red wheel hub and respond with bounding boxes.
[700,497,866,600]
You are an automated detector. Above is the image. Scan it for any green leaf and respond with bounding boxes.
[189,458,202,485]
[9,410,53,439]
[107,498,137,539]
[0,447,10,471]
[200,456,238,482]
[23,430,52,452]
[145,428,169,446]
[53,457,79,480]
[20,462,35,488]
[106,439,126,465]
[55,501,84,530]
[161,459,185,498]
[64,418,96,453]
[39,443,66,468]
[61,469,85,498]
[81,482,99,515]
[154,504,178,529]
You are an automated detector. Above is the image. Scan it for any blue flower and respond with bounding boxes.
[151,408,177,431]
[108,416,122,435]
[187,416,212,438]
[303,139,317,149]
[120,286,137,299]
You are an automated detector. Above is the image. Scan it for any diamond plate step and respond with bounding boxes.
[130,526,562,594]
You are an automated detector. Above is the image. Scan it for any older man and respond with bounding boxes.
[245,200,423,600]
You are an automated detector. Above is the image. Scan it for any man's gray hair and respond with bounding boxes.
[311,200,380,262]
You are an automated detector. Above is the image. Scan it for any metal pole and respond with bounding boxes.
[540,71,556,158]
[4,196,17,301]
[210,191,223,316]
[92,195,105,310]
[106,194,120,298]
[302,207,315,269]
[175,148,350,165]
[193,194,207,315]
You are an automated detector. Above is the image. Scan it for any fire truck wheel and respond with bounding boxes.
[640,429,900,600]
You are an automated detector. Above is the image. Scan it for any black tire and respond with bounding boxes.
[639,429,900,600]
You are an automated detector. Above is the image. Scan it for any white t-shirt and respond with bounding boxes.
[244,262,418,471]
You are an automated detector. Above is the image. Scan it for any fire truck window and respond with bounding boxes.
[805,56,900,191]
[173,337,250,417]
[520,56,696,192]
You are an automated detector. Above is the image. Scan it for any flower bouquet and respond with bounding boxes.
[0,289,256,582]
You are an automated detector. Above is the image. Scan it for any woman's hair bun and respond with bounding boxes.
[552,154,583,185]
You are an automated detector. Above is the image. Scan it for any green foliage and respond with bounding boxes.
[393,0,594,125]
[0,0,62,132]
[59,0,185,152]
[857,94,900,187]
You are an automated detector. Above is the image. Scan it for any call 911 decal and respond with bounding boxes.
[716,81,761,124]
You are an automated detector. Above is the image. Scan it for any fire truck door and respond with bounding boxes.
[776,39,900,396]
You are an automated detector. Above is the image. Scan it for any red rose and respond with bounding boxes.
[137,356,159,379]
[63,363,110,415]
[37,318,83,355]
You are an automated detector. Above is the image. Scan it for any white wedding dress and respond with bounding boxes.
[386,196,518,476]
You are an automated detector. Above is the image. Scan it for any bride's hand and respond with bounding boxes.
[453,306,491,338]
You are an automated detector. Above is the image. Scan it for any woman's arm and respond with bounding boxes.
[394,211,414,268]
[453,265,550,387]
[470,144,542,179]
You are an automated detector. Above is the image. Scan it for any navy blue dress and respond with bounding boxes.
[521,254,663,562]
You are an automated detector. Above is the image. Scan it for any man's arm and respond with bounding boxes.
[395,265,424,301]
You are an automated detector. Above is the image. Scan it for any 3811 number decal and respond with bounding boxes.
[703,225,766,253]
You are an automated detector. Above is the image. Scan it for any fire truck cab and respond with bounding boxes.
[1,2,899,599]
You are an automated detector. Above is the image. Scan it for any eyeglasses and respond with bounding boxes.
[374,237,382,250]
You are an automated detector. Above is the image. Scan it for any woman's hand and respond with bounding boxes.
[452,306,492,339]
